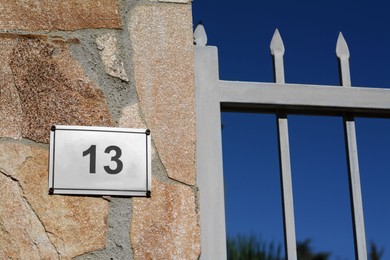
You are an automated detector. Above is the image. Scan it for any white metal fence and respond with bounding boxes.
[194,24,390,260]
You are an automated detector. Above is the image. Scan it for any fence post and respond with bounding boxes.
[194,23,227,260]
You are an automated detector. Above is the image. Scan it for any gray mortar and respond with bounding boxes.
[62,1,178,258]
[73,197,133,260]
[72,151,172,260]
[71,1,144,259]
[71,150,173,260]
[0,136,49,149]
[65,2,146,127]
[69,29,139,126]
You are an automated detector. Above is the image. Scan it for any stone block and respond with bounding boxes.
[131,178,200,259]
[0,174,58,259]
[0,35,22,139]
[0,140,109,259]
[0,0,121,31]
[5,35,114,143]
[119,103,146,129]
[96,33,129,82]
[129,3,196,185]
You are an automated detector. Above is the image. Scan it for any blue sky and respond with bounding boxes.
[193,1,390,259]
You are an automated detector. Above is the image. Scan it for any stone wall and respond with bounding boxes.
[0,0,200,259]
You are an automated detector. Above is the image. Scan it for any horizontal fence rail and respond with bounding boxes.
[219,81,390,116]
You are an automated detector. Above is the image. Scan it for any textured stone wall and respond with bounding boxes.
[0,0,200,259]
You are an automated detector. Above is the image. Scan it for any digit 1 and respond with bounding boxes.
[83,145,96,174]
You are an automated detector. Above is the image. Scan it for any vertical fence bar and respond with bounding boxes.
[277,113,297,260]
[344,116,367,260]
[337,32,367,260]
[271,29,297,260]
[194,24,227,260]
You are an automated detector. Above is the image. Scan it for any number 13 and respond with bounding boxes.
[82,145,123,174]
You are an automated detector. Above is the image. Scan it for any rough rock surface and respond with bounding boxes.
[3,35,114,143]
[0,173,59,259]
[0,35,22,139]
[0,140,109,259]
[119,103,146,129]
[0,0,121,31]
[131,178,200,259]
[129,4,197,185]
[96,33,129,82]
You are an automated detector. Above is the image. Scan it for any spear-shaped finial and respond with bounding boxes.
[194,21,207,46]
[336,32,350,59]
[270,29,285,56]
[270,29,285,83]
[336,32,351,86]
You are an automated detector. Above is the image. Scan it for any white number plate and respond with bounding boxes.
[48,125,151,196]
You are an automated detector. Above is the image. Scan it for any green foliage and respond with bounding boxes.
[227,235,331,260]
[227,234,283,260]
[296,239,330,260]
[368,241,385,260]
[227,234,386,260]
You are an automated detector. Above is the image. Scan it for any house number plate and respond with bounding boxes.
[48,125,151,197]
